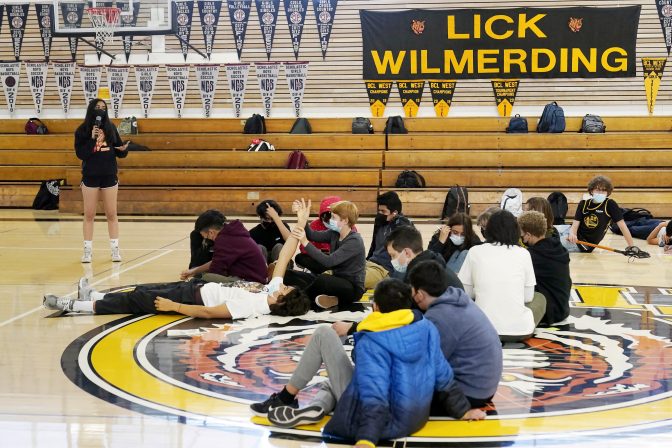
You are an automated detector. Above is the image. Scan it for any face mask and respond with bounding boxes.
[375,214,388,225]
[93,109,107,121]
[391,254,408,273]
[449,234,465,246]
[592,193,607,203]
[326,219,341,232]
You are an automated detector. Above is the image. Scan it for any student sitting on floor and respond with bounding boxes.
[249,200,291,263]
[476,206,500,240]
[249,278,485,447]
[180,210,268,284]
[295,195,342,274]
[458,210,546,342]
[43,227,310,319]
[427,212,482,273]
[519,211,572,326]
[525,197,560,239]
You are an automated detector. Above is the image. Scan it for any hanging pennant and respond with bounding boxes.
[312,0,338,60]
[0,6,4,35]
[656,0,672,54]
[135,65,159,118]
[107,65,130,118]
[255,0,281,61]
[491,79,519,117]
[36,4,54,62]
[173,1,195,61]
[225,63,249,118]
[397,80,424,118]
[8,4,29,62]
[198,1,223,59]
[428,80,457,118]
[166,65,190,118]
[284,0,308,60]
[0,61,21,114]
[117,1,141,63]
[61,3,85,61]
[227,0,252,60]
[26,61,49,115]
[643,58,667,115]
[284,62,308,117]
[364,80,392,118]
[196,64,220,118]
[79,65,103,106]
[255,62,280,117]
[53,61,76,115]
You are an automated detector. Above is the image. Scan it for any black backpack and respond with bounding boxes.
[394,170,425,188]
[25,118,48,134]
[290,117,311,134]
[621,208,653,221]
[352,117,374,134]
[537,101,565,133]
[441,185,469,220]
[244,114,266,134]
[506,114,528,133]
[609,208,660,239]
[32,179,63,210]
[547,192,569,225]
[384,115,407,149]
[580,114,606,133]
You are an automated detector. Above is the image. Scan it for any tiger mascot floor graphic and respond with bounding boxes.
[61,284,672,446]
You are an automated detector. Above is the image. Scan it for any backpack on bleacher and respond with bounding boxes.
[580,114,605,133]
[244,114,266,134]
[537,101,565,133]
[394,170,425,188]
[506,114,528,133]
[118,116,138,135]
[500,188,523,217]
[385,116,407,135]
[290,118,312,134]
[32,179,63,210]
[352,117,374,134]
[247,138,274,151]
[547,192,569,225]
[25,118,48,134]
[285,150,309,169]
[441,185,470,220]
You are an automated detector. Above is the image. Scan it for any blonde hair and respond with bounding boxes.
[331,201,359,226]
[518,211,547,238]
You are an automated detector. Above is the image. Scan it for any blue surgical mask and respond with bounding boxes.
[449,234,465,246]
[326,219,341,232]
[391,254,408,273]
[592,193,607,203]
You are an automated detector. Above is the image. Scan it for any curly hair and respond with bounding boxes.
[269,288,311,316]
[587,175,613,195]
[518,211,547,238]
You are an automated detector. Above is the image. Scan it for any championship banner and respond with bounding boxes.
[8,4,29,61]
[255,62,280,117]
[428,80,456,117]
[36,4,54,61]
[225,63,249,117]
[61,3,85,61]
[53,61,76,115]
[173,1,195,61]
[0,61,21,114]
[135,65,159,118]
[198,1,223,59]
[118,1,141,62]
[255,0,281,61]
[228,0,253,60]
[365,80,392,117]
[284,61,308,117]
[643,58,666,115]
[107,65,130,118]
[79,65,103,106]
[166,65,190,118]
[196,64,219,117]
[284,0,308,60]
[313,0,338,59]
[491,79,519,117]
[361,7,641,80]
[26,61,48,115]
[656,0,672,54]
[397,80,424,118]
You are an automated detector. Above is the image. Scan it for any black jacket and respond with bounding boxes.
[367,213,413,271]
[75,123,126,177]
[527,237,572,325]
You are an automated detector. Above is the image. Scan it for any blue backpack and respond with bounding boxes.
[537,101,565,133]
[506,114,528,133]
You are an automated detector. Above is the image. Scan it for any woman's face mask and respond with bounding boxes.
[592,193,607,203]
[449,234,465,246]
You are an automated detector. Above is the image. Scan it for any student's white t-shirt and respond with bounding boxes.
[657,227,667,247]
[199,283,270,319]
[458,243,537,336]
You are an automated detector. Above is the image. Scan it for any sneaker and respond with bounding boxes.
[315,295,339,309]
[77,277,93,301]
[268,405,325,428]
[249,393,299,417]
[81,247,92,263]
[43,294,75,312]
[111,246,122,262]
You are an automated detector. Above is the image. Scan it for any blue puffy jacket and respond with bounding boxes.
[324,310,468,446]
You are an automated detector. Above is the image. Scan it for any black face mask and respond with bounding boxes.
[375,214,388,225]
[260,220,276,229]
[93,109,108,122]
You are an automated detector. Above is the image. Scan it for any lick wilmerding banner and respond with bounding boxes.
[166,64,190,118]
[196,64,220,118]
[135,65,159,118]
[255,62,280,117]
[26,61,49,115]
[107,65,130,118]
[79,65,103,106]
[0,61,21,114]
[53,60,76,115]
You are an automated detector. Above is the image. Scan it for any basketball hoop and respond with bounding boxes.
[87,6,121,47]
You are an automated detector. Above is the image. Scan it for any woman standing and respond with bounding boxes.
[74,99,129,263]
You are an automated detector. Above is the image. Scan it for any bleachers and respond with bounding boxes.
[0,117,670,218]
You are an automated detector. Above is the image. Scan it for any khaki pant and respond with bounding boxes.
[500,292,547,343]
[364,260,389,289]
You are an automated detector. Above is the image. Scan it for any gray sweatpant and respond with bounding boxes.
[288,325,353,414]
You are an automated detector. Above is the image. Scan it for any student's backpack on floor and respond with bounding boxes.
[285,150,309,169]
[395,170,425,188]
[506,114,528,133]
[580,114,606,133]
[537,101,565,133]
[290,118,312,134]
[244,114,266,134]
[352,117,374,134]
[247,138,274,151]
[500,188,523,217]
[32,179,63,210]
[441,185,470,219]
[610,208,661,239]
[25,118,48,134]
[547,192,569,225]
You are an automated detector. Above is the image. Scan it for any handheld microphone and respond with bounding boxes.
[95,115,102,128]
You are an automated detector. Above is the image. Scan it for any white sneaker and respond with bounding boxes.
[43,294,75,312]
[81,247,92,263]
[77,277,93,301]
[315,295,339,309]
[111,246,122,262]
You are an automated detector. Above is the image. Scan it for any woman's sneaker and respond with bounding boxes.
[77,277,93,301]
[81,247,92,263]
[268,405,325,428]
[315,295,339,309]
[111,246,122,262]
[249,393,298,417]
[43,294,75,312]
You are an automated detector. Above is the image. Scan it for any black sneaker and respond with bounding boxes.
[249,393,298,417]
[268,405,325,428]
